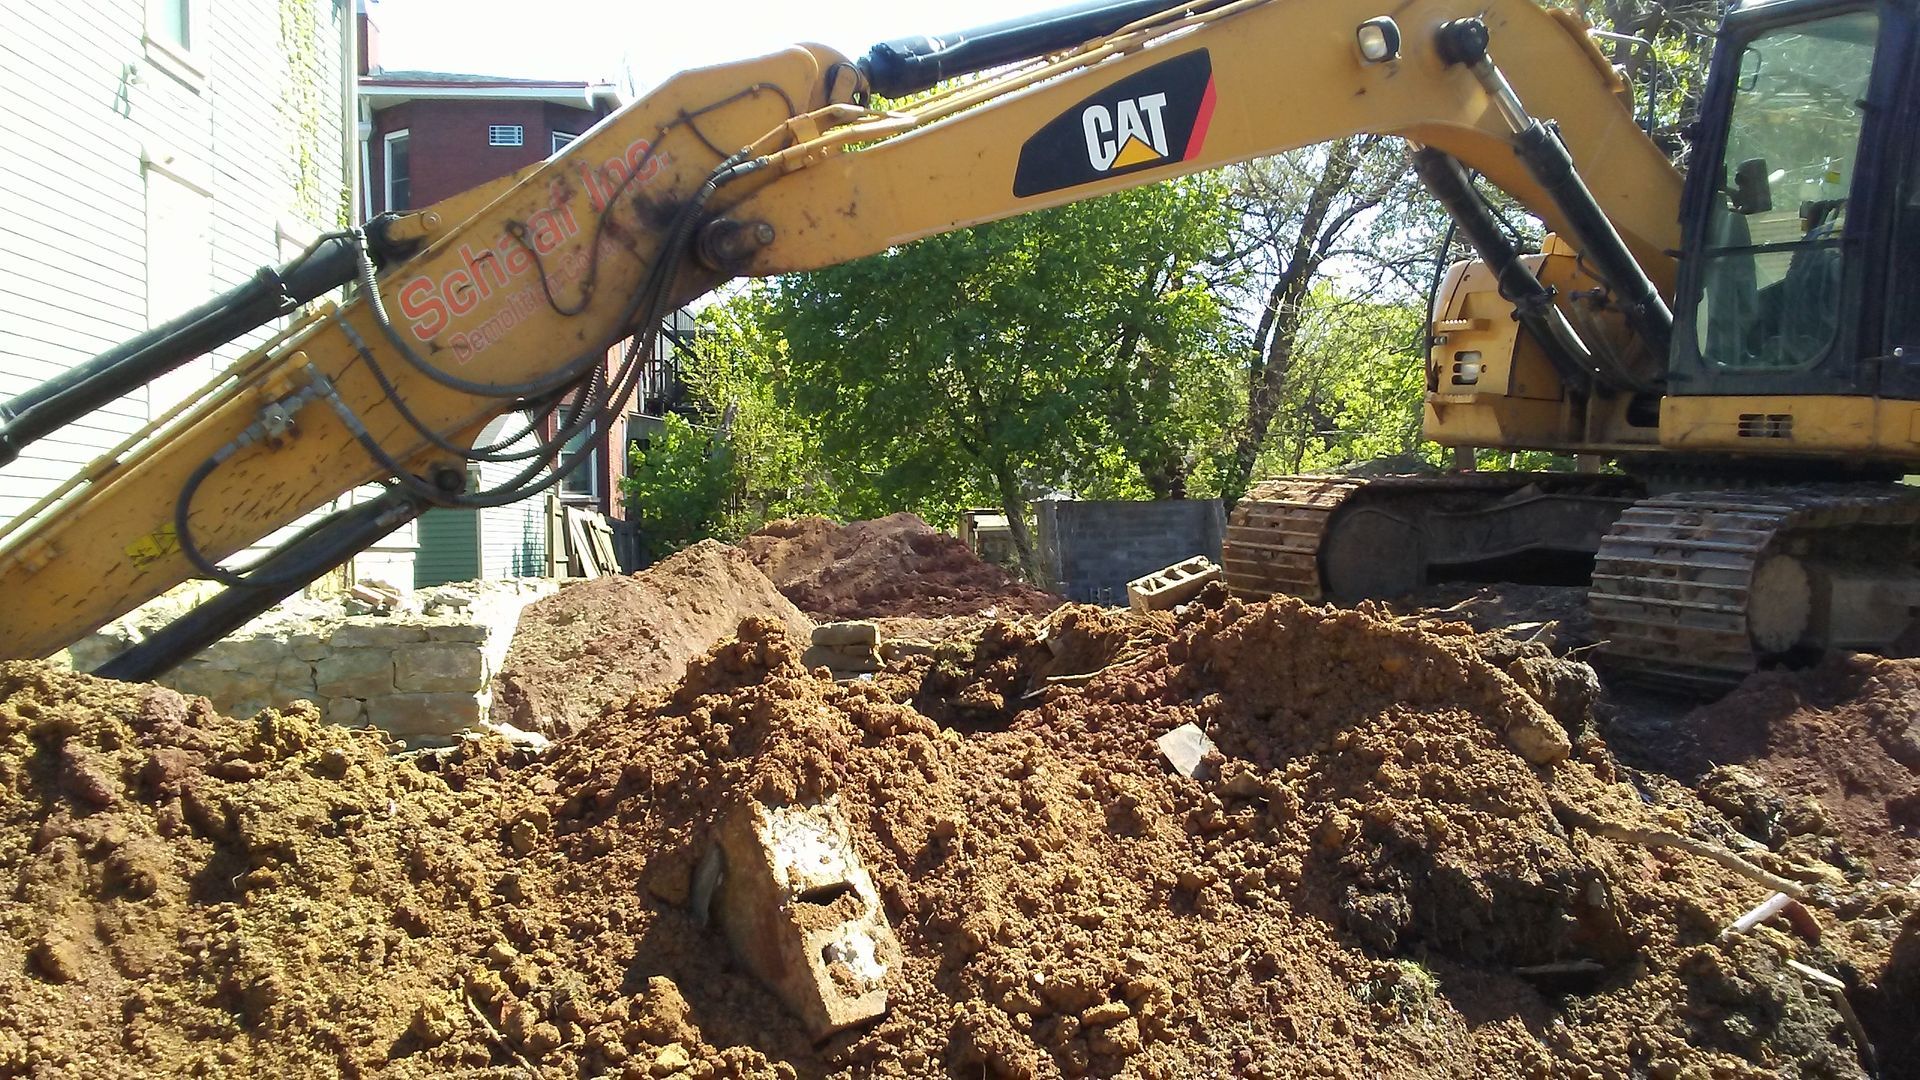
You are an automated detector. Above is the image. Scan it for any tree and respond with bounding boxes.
[619,413,733,561]
[769,178,1239,577]
[1216,137,1445,502]
[683,289,849,530]
[1249,287,1431,476]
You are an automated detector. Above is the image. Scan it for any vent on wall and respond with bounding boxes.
[1736,413,1793,439]
[488,124,524,147]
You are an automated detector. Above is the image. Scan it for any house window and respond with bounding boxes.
[151,0,191,50]
[551,131,578,154]
[489,124,524,147]
[561,422,600,499]
[383,130,410,211]
[143,0,203,88]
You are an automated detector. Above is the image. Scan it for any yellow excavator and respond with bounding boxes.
[0,0,1912,694]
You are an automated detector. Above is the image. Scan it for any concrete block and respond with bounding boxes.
[166,663,274,709]
[315,649,395,698]
[366,693,483,736]
[394,643,488,693]
[424,621,490,643]
[329,621,429,648]
[811,621,879,647]
[714,797,900,1039]
[1127,556,1221,613]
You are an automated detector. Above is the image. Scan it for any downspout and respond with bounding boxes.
[341,0,358,223]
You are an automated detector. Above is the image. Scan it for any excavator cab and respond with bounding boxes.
[1671,0,1920,423]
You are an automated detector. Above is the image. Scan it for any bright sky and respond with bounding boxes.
[367,0,1053,89]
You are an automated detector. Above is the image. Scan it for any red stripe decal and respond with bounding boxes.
[1184,77,1217,161]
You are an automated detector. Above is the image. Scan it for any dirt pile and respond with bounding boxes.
[0,662,527,1076]
[1687,654,1920,883]
[2,595,1908,1078]
[740,513,1061,620]
[491,540,812,737]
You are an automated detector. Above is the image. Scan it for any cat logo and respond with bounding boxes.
[1083,93,1172,172]
[1014,50,1216,198]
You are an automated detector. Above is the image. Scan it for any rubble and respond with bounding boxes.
[491,540,813,737]
[2,566,1916,1077]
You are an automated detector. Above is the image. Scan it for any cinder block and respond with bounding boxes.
[714,798,900,1038]
[1127,556,1221,613]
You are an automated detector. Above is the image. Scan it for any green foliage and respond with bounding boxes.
[766,177,1241,566]
[1252,288,1435,476]
[277,0,333,227]
[618,414,734,560]
[686,289,849,530]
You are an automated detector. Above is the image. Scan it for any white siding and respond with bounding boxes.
[476,414,552,580]
[0,0,409,587]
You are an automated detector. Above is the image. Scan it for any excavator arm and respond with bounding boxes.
[0,0,1681,666]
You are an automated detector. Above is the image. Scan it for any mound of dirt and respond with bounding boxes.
[1687,654,1920,882]
[0,662,528,1076]
[2,596,1902,1078]
[740,514,1061,620]
[491,540,812,737]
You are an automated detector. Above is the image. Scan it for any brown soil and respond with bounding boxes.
[740,514,1061,620]
[1685,654,1920,883]
[5,592,1906,1078]
[492,540,813,737]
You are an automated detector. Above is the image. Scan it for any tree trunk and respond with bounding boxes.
[994,466,1043,585]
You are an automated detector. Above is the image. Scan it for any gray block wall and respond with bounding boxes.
[1032,499,1227,606]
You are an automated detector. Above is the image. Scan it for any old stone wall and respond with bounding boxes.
[70,580,554,740]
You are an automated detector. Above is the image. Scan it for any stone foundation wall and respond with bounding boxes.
[71,580,554,740]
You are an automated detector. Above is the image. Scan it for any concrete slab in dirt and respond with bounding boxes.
[714,797,900,1039]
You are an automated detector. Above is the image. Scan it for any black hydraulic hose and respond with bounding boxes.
[861,0,1233,97]
[1510,123,1673,361]
[0,233,360,468]
[1410,147,1600,392]
[97,490,427,682]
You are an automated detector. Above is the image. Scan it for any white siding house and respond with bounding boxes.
[0,0,415,592]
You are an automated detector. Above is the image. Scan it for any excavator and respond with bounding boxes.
[0,0,1913,695]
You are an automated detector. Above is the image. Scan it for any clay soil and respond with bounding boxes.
[6,587,1916,1078]
[492,540,813,738]
[739,513,1061,620]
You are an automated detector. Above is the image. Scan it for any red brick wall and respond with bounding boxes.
[368,98,603,213]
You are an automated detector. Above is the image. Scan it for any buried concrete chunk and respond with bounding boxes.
[713,796,899,1039]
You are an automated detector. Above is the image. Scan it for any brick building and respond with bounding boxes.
[356,11,692,581]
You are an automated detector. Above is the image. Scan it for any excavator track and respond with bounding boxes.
[1221,476,1368,601]
[1224,472,1636,602]
[1589,486,1920,692]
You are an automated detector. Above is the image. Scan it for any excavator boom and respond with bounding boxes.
[0,0,1681,665]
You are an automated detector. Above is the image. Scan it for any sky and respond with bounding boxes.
[366,0,1055,89]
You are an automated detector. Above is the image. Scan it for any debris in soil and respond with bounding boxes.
[491,539,813,737]
[740,513,1062,620]
[1686,653,1920,883]
[1,592,1905,1078]
[1390,583,1596,653]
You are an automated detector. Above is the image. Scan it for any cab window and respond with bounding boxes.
[1695,11,1878,371]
